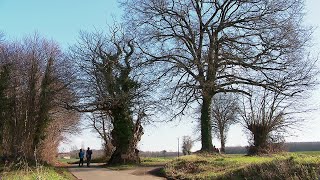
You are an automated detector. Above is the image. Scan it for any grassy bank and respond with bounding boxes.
[0,166,76,180]
[164,152,320,179]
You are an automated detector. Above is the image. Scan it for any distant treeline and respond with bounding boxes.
[285,142,320,152]
[60,142,320,158]
[138,142,320,157]
[67,149,105,159]
[225,142,320,154]
[140,151,180,158]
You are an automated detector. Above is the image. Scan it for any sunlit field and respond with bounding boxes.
[164,152,320,179]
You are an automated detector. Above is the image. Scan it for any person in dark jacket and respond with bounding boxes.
[86,147,93,167]
[78,149,84,167]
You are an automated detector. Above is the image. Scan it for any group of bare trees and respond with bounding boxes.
[210,88,304,154]
[121,0,317,154]
[0,35,79,163]
[0,0,317,165]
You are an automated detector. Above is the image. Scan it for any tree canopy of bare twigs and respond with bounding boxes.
[87,112,114,157]
[0,34,80,163]
[122,0,317,151]
[69,27,156,165]
[240,89,300,155]
[182,135,194,155]
[211,93,238,153]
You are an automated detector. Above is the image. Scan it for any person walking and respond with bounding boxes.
[78,149,84,167]
[86,147,93,167]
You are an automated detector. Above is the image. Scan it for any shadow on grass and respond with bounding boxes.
[146,167,166,177]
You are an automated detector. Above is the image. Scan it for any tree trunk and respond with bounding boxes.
[220,130,225,153]
[220,138,225,153]
[200,94,214,152]
[108,108,143,165]
[108,146,140,165]
[248,124,269,154]
[33,58,54,151]
[103,140,114,157]
[253,131,268,150]
[0,65,10,155]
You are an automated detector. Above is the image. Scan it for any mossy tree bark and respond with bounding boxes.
[108,108,143,164]
[33,58,54,151]
[106,60,144,164]
[200,94,213,152]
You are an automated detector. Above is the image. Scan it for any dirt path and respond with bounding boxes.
[68,163,166,180]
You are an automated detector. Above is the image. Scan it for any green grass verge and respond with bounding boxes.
[1,166,75,180]
[141,157,174,166]
[164,152,320,179]
[57,158,79,164]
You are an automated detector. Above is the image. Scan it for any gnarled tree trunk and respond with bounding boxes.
[248,124,270,155]
[108,109,143,165]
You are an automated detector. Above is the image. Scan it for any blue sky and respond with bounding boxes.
[0,0,120,49]
[1,0,320,152]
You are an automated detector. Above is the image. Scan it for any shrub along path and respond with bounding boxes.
[68,163,165,180]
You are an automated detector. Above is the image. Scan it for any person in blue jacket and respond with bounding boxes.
[78,149,84,167]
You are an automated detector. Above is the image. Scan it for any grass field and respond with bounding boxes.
[164,152,320,179]
[141,157,174,166]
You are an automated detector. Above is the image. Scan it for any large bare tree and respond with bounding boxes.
[123,0,316,151]
[69,28,156,164]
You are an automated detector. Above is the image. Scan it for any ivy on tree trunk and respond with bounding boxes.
[108,108,143,164]
[200,94,213,152]
[71,33,147,165]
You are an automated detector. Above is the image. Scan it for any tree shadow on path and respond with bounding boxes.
[62,163,166,178]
